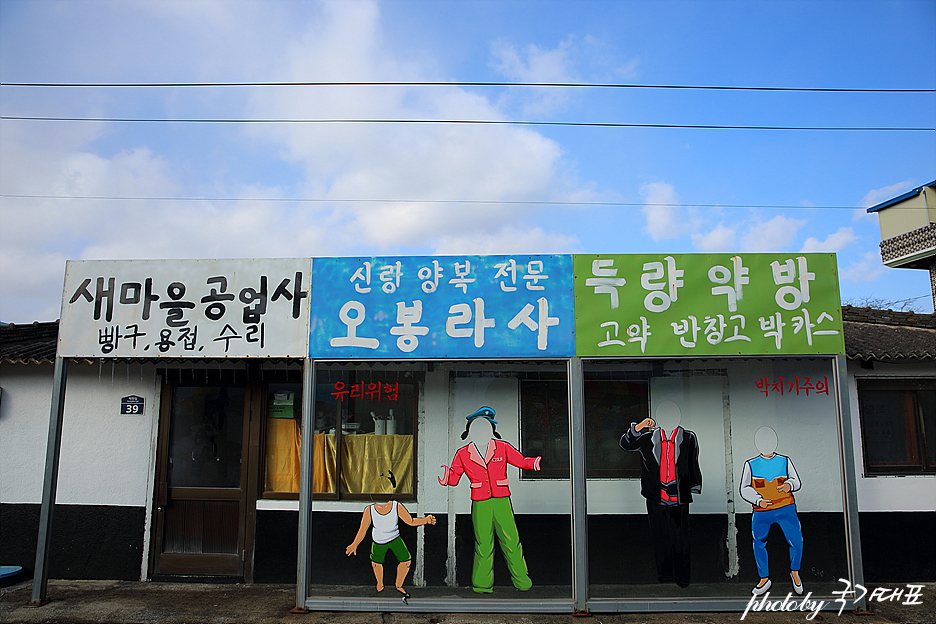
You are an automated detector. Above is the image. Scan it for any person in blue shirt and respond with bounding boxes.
[739,426,804,597]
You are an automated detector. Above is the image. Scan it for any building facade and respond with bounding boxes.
[1,255,932,613]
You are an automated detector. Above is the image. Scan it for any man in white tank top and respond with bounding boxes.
[346,500,436,600]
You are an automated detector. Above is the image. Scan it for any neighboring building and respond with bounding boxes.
[867,179,936,309]
[1,255,931,615]
[841,305,936,582]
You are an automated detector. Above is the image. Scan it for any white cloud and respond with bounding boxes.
[740,215,806,252]
[0,0,595,322]
[691,223,737,252]
[853,179,917,223]
[801,227,857,253]
[489,34,638,116]
[861,179,916,209]
[491,38,574,84]
[840,250,887,283]
[435,226,579,255]
[640,182,695,241]
[490,36,578,117]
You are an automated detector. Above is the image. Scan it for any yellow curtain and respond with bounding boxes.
[339,434,414,495]
[265,418,302,492]
[266,430,413,495]
[312,433,337,493]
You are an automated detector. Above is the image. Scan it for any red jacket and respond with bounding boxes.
[440,439,541,501]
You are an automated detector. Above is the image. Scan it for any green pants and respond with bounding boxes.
[370,536,411,564]
[470,497,532,593]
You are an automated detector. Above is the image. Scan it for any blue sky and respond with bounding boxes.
[1,0,934,322]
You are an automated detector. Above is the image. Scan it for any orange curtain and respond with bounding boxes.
[264,418,302,492]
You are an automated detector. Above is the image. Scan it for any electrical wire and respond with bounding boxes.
[1,80,932,92]
[0,193,886,210]
[1,115,931,131]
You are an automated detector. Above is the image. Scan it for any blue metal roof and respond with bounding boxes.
[867,179,936,213]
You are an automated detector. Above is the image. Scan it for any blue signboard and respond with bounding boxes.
[310,255,574,358]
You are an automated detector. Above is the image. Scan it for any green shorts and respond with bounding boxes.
[370,536,411,564]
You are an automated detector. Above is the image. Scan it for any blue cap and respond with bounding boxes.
[466,406,497,424]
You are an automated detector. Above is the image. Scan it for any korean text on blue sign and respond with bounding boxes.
[310,255,574,358]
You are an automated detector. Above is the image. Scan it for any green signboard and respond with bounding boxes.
[574,253,844,357]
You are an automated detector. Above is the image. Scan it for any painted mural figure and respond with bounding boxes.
[438,406,542,594]
[619,400,702,588]
[346,500,436,602]
[739,426,804,596]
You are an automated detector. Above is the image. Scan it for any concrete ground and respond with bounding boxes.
[1,579,933,624]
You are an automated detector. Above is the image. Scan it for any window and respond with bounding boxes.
[857,378,936,475]
[519,375,646,479]
[519,379,570,479]
[262,367,421,499]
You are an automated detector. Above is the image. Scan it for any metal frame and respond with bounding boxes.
[296,353,864,614]
[567,357,588,613]
[295,359,316,611]
[30,357,68,605]
[834,354,866,610]
[26,353,861,613]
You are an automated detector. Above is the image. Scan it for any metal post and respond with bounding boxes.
[567,357,589,613]
[294,359,316,612]
[834,354,866,610]
[29,357,69,605]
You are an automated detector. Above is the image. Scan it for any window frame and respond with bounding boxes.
[260,366,422,501]
[856,377,936,476]
[518,372,648,480]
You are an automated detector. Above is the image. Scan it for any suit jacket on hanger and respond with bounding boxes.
[620,424,702,504]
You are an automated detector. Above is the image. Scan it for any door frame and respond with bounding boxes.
[148,369,262,581]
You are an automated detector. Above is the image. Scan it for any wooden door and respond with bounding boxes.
[151,379,260,578]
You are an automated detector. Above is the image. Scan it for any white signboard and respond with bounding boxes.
[59,259,312,358]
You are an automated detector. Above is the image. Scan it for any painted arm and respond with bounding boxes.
[739,460,763,507]
[397,503,436,527]
[619,418,653,451]
[507,444,541,470]
[345,507,372,556]
[438,449,465,486]
[503,441,541,471]
[779,457,801,493]
[688,431,702,494]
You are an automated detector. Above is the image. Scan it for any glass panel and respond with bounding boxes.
[518,376,645,479]
[264,382,303,493]
[583,378,645,478]
[857,380,936,474]
[305,369,420,497]
[443,369,573,600]
[168,386,245,488]
[312,375,341,494]
[586,358,848,603]
[306,362,573,603]
[337,373,417,496]
[519,379,569,478]
[859,388,919,469]
[921,389,936,470]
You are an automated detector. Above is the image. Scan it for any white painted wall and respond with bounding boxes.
[847,359,936,512]
[0,361,159,507]
[9,356,926,517]
[728,358,844,514]
[1,363,56,504]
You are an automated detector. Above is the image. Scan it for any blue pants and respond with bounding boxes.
[751,504,803,578]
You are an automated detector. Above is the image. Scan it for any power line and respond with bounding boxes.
[1,80,932,93]
[0,193,882,210]
[1,115,931,131]
[884,294,932,306]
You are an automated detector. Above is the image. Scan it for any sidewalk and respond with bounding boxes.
[2,579,933,624]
